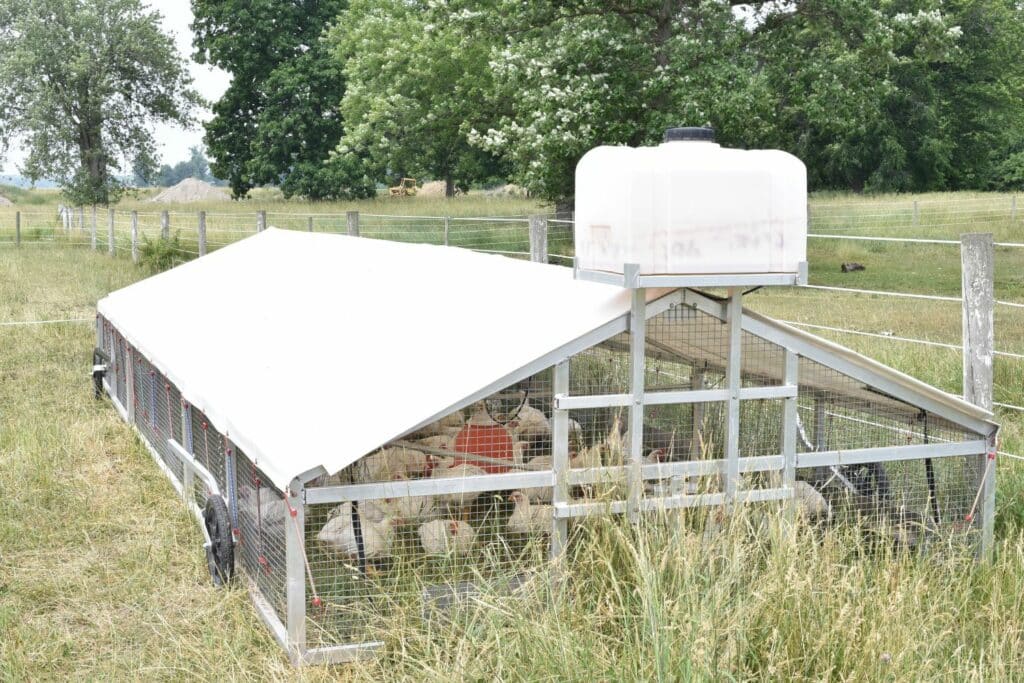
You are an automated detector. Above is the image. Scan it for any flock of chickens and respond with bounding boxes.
[315,399,833,565]
[316,401,567,563]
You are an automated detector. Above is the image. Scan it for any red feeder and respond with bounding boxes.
[453,415,514,474]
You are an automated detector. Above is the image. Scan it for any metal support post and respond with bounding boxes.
[529,215,548,263]
[198,211,207,256]
[550,360,570,559]
[107,209,115,255]
[961,232,995,558]
[346,211,359,237]
[626,263,645,522]
[161,210,169,240]
[285,478,307,662]
[724,289,743,502]
[782,350,799,526]
[130,211,139,263]
[90,206,97,250]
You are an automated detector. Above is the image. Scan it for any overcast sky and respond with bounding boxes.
[1,0,230,175]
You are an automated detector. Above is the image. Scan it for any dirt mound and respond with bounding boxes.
[416,180,447,197]
[149,178,230,203]
[0,194,12,206]
[483,183,527,197]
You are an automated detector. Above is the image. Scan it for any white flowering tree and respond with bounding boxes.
[465,1,759,207]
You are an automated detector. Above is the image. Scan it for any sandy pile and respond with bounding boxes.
[149,178,230,203]
[416,180,446,197]
[483,183,527,197]
[0,195,12,206]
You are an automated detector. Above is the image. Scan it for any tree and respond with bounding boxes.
[192,0,373,199]
[151,146,218,187]
[0,0,200,205]
[460,1,760,206]
[331,0,506,197]
[752,0,1024,193]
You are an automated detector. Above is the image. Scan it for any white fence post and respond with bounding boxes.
[90,206,97,250]
[198,211,207,256]
[257,210,266,233]
[161,210,169,240]
[131,210,139,263]
[346,210,359,237]
[107,209,115,255]
[961,232,995,559]
[529,215,548,263]
[78,206,85,233]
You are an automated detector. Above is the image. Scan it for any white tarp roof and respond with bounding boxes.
[98,228,663,490]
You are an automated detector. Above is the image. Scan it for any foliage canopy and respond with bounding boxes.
[0,0,200,205]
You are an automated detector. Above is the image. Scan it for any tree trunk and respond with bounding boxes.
[445,174,455,198]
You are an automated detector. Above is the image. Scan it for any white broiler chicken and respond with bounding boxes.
[317,504,397,561]
[507,490,554,536]
[391,493,437,523]
[793,481,831,520]
[418,519,476,555]
[511,402,550,441]
[430,460,487,513]
[352,446,429,483]
[325,500,390,524]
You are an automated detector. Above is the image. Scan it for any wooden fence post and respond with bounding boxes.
[346,210,359,236]
[198,211,207,256]
[913,200,919,226]
[131,211,139,263]
[257,210,267,233]
[1012,195,1017,222]
[307,216,313,232]
[15,211,20,248]
[107,209,115,255]
[961,232,995,559]
[91,206,97,250]
[443,216,450,246]
[161,210,169,240]
[529,215,548,263]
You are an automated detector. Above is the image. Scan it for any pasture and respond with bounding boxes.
[3,191,1024,679]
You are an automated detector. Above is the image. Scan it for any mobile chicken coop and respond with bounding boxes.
[94,135,997,666]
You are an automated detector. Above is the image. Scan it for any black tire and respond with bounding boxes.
[204,495,234,586]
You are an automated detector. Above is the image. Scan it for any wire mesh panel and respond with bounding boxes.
[236,450,288,622]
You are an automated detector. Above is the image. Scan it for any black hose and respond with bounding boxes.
[922,413,941,525]
[350,500,368,575]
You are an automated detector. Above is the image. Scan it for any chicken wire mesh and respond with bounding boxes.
[236,450,289,623]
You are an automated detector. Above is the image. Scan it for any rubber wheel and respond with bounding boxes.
[204,495,234,586]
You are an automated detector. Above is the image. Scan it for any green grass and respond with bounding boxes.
[4,195,1024,678]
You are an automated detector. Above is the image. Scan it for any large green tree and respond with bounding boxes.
[331,0,505,197]
[192,0,373,199]
[0,0,199,204]
[754,0,1024,192]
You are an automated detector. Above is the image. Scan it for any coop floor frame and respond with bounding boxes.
[96,272,998,666]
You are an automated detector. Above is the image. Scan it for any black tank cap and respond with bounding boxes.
[663,126,715,142]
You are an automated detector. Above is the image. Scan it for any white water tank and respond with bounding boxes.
[574,128,807,280]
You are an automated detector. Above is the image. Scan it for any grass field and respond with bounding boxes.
[3,193,1024,678]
